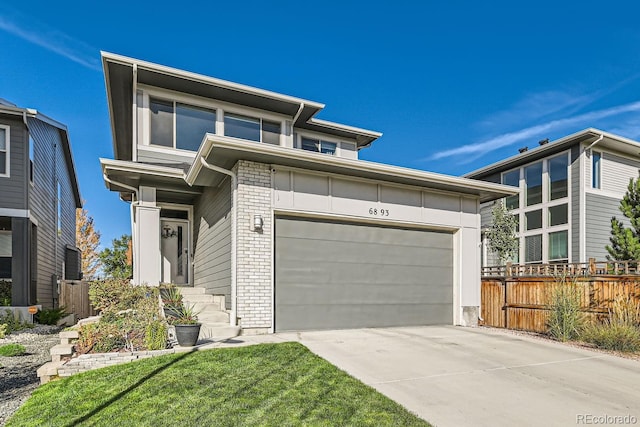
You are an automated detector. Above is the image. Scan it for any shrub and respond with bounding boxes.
[0,309,33,335]
[0,323,6,339]
[0,343,26,357]
[76,322,125,354]
[34,307,69,325]
[0,280,10,306]
[547,275,585,342]
[145,321,168,350]
[581,323,640,352]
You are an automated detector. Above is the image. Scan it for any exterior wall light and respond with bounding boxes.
[253,215,264,231]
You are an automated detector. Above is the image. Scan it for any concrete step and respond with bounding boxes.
[59,330,79,345]
[197,311,230,323]
[177,287,206,295]
[182,294,215,303]
[50,343,74,356]
[189,302,227,314]
[37,361,64,384]
[198,324,241,341]
[212,295,226,311]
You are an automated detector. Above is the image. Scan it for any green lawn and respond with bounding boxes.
[8,342,430,426]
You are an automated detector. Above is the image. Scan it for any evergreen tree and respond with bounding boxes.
[99,234,133,279]
[487,201,519,264]
[606,174,640,260]
[76,205,102,279]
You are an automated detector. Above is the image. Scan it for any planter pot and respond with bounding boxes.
[174,324,201,347]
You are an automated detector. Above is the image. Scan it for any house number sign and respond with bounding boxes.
[368,208,390,217]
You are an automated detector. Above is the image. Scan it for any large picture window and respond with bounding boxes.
[525,162,543,206]
[0,126,8,176]
[525,234,543,263]
[502,169,520,209]
[224,113,260,142]
[149,97,216,151]
[548,154,568,200]
[549,230,568,261]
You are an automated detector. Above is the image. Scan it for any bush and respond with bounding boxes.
[0,324,6,339]
[0,280,10,306]
[0,343,26,357]
[77,280,165,354]
[547,275,585,342]
[34,307,69,325]
[0,309,33,335]
[581,323,640,352]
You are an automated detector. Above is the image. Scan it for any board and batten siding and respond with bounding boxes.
[0,115,28,210]
[27,118,77,308]
[585,192,629,262]
[192,179,232,309]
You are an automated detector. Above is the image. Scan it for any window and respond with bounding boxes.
[592,151,601,189]
[300,137,337,155]
[548,154,568,200]
[0,126,8,176]
[149,97,216,151]
[525,210,542,230]
[525,234,542,263]
[549,204,568,226]
[502,169,520,209]
[57,182,62,237]
[549,230,568,261]
[176,104,216,151]
[525,162,542,206]
[29,135,34,183]
[224,113,260,142]
[262,120,281,145]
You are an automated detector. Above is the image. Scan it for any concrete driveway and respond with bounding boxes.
[263,326,640,427]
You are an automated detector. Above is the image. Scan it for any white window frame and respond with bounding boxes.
[295,131,355,158]
[0,125,9,177]
[501,150,571,264]
[222,112,284,145]
[138,86,288,152]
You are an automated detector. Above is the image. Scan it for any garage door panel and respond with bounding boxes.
[277,238,453,267]
[277,303,453,331]
[275,217,454,331]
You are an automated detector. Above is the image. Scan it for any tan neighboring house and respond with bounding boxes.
[100,52,514,334]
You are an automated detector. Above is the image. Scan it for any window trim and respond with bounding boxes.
[592,150,602,189]
[0,125,9,177]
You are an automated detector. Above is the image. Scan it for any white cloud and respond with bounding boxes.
[0,10,100,71]
[430,100,640,160]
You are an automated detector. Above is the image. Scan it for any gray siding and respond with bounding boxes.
[192,178,232,309]
[570,146,581,262]
[0,115,28,210]
[602,151,640,194]
[27,118,77,308]
[585,192,628,262]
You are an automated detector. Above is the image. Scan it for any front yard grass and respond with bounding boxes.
[7,342,429,426]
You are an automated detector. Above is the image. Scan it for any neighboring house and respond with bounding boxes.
[466,128,640,267]
[0,99,82,307]
[100,52,513,333]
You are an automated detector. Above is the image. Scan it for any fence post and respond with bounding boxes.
[504,278,509,329]
[588,258,595,275]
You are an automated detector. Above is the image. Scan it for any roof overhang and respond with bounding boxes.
[186,135,517,203]
[465,128,640,179]
[101,52,382,161]
[101,158,202,203]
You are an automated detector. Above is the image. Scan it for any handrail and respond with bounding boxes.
[481,259,640,277]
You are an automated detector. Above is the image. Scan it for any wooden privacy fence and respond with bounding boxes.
[481,275,640,333]
[59,280,96,320]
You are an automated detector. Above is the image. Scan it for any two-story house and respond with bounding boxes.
[0,99,82,308]
[100,52,514,333]
[466,128,640,266]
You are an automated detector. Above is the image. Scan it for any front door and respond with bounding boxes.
[161,219,189,285]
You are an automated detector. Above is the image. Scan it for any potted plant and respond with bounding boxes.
[167,304,201,347]
[160,285,183,318]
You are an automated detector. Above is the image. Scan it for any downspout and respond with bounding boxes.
[580,134,603,262]
[199,157,238,327]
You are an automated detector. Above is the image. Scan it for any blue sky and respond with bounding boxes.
[2,1,640,247]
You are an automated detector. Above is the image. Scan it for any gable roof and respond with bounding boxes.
[101,52,382,162]
[0,103,82,208]
[464,128,640,180]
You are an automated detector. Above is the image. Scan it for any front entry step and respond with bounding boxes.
[178,287,239,343]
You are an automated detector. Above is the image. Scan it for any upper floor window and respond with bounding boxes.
[29,135,35,183]
[223,113,281,145]
[592,151,601,189]
[525,162,543,206]
[548,154,568,200]
[301,137,337,155]
[0,125,8,176]
[502,169,520,209]
[150,97,216,151]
